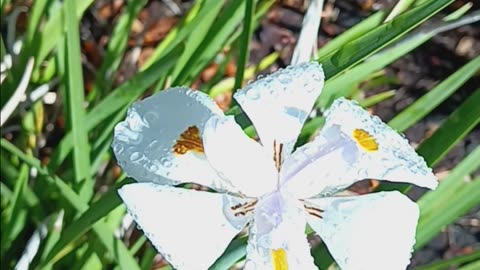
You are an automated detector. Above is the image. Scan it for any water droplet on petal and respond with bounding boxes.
[130,152,142,161]
[113,143,124,154]
[277,73,291,84]
[148,164,159,172]
[246,89,260,100]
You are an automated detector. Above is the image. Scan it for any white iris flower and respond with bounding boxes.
[112,62,438,270]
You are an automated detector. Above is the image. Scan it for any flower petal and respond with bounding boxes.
[118,183,250,270]
[281,98,437,199]
[202,115,278,197]
[244,192,317,270]
[112,87,233,192]
[280,124,359,199]
[234,62,324,160]
[323,98,438,189]
[305,191,419,270]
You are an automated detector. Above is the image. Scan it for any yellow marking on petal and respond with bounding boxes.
[352,128,378,152]
[173,126,204,155]
[272,249,288,270]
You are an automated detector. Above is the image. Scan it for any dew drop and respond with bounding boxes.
[277,72,292,84]
[246,89,260,100]
[148,164,159,172]
[130,152,142,161]
[113,143,124,154]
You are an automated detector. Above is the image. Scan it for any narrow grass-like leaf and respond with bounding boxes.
[0,139,141,269]
[415,147,480,249]
[93,0,149,98]
[376,89,480,194]
[141,0,204,70]
[63,0,92,199]
[416,89,480,166]
[173,0,259,85]
[318,11,478,110]
[316,11,385,60]
[210,237,248,270]
[358,90,396,108]
[458,260,480,270]
[414,250,480,270]
[36,1,93,66]
[384,0,415,22]
[209,52,279,98]
[389,56,480,132]
[47,46,182,172]
[1,164,28,256]
[233,0,255,91]
[45,179,130,264]
[319,0,454,79]
[169,0,224,81]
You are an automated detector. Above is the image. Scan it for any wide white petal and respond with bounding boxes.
[234,62,324,160]
[305,191,419,270]
[244,192,317,270]
[202,115,278,197]
[112,87,233,192]
[323,98,438,189]
[118,183,250,270]
[281,98,437,199]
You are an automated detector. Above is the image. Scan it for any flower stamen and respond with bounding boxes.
[304,205,324,219]
[273,140,284,172]
[231,200,258,216]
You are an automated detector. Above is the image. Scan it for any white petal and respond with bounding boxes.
[323,98,438,189]
[118,183,250,270]
[234,62,324,159]
[112,87,233,192]
[244,192,317,270]
[280,124,360,199]
[202,115,278,197]
[305,191,419,270]
[281,98,437,199]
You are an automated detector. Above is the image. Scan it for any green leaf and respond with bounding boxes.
[233,0,255,92]
[415,147,480,249]
[36,1,94,66]
[170,0,224,83]
[47,46,182,172]
[1,164,28,256]
[0,139,141,269]
[458,260,480,270]
[63,0,92,199]
[389,56,480,132]
[93,0,149,99]
[319,0,454,79]
[417,89,480,166]
[414,250,480,270]
[173,0,262,85]
[45,179,131,264]
[210,237,247,270]
[376,86,480,193]
[316,11,385,60]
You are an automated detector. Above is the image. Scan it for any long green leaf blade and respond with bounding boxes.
[63,0,92,199]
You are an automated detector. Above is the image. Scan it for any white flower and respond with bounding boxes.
[112,62,438,270]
